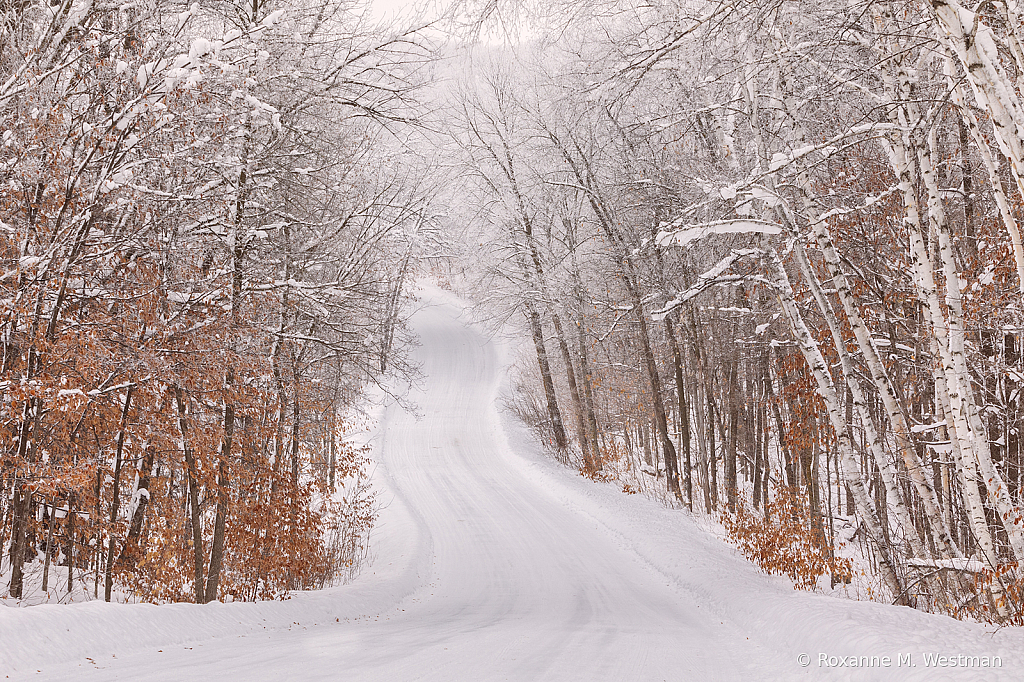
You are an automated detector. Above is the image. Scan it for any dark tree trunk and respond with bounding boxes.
[175,387,206,604]
[7,483,28,598]
[329,415,337,492]
[641,421,652,467]
[525,299,568,450]
[765,369,797,490]
[708,393,718,509]
[753,400,764,511]
[117,445,157,572]
[41,498,55,592]
[686,320,713,513]
[726,360,739,511]
[568,221,602,469]
[665,316,692,509]
[205,393,232,604]
[626,282,681,501]
[762,412,770,511]
[105,387,133,602]
[552,311,593,470]
[67,501,75,595]
[287,363,302,589]
[8,393,39,599]
[803,418,825,546]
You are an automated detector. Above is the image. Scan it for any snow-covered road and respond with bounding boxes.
[4,286,1023,681]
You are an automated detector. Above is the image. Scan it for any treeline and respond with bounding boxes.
[454,0,1024,622]
[0,1,431,603]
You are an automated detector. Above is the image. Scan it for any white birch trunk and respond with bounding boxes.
[791,240,929,560]
[928,343,1009,617]
[999,0,1024,74]
[872,41,1018,566]
[775,49,955,559]
[930,0,1024,268]
[764,247,906,601]
[895,137,1024,566]
[917,123,1024,563]
[945,54,1024,292]
[930,0,1024,167]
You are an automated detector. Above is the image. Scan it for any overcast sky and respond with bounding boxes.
[370,0,436,19]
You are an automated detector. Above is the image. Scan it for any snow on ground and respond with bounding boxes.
[2,283,1022,681]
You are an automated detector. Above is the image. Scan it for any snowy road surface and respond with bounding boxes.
[3,285,1024,681]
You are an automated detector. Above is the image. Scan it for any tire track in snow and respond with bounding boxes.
[17,285,985,681]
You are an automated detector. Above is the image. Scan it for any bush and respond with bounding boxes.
[721,488,851,590]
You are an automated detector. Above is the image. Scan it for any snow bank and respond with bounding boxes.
[0,411,427,676]
[495,401,1024,681]
[3,282,1022,682]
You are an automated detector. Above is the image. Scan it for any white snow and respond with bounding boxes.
[907,558,988,573]
[261,9,287,27]
[1,284,1022,680]
[656,219,782,248]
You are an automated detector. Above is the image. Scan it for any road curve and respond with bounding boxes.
[19,286,789,681]
[341,287,780,681]
[12,286,1024,682]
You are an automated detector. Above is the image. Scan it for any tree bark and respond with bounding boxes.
[7,482,28,598]
[205,392,232,604]
[552,311,592,470]
[708,390,718,509]
[725,359,739,511]
[175,386,206,604]
[765,247,906,602]
[117,444,156,572]
[41,499,55,592]
[104,387,133,602]
[666,315,693,510]
[630,287,682,502]
[67,502,75,595]
[524,298,568,450]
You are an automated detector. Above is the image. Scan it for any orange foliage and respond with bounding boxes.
[0,45,379,603]
[721,489,852,590]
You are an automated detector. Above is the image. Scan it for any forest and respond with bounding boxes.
[0,0,434,604]
[4,0,1024,627]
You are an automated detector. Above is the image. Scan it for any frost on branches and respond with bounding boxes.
[454,0,1024,624]
[0,0,430,604]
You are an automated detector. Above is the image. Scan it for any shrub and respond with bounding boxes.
[721,488,851,590]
